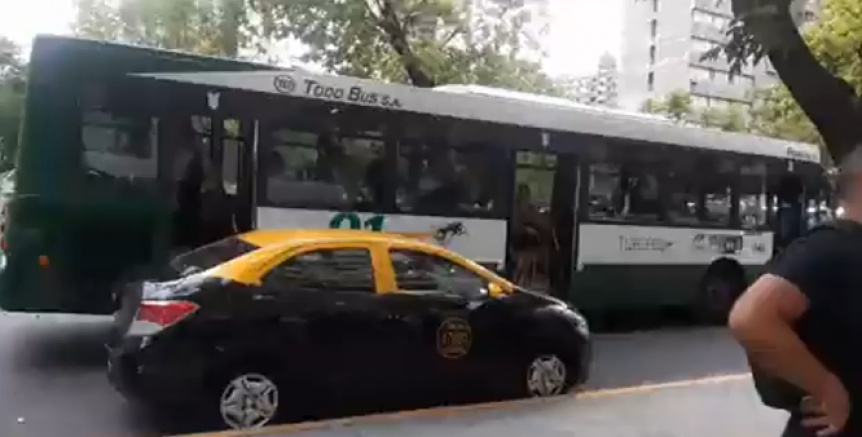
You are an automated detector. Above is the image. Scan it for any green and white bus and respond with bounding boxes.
[0,35,828,319]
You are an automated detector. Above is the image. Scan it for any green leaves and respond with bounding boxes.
[0,36,24,170]
[640,90,749,133]
[713,0,862,161]
[251,0,563,92]
[74,0,251,56]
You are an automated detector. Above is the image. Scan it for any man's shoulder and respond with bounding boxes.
[773,225,850,265]
[805,221,862,246]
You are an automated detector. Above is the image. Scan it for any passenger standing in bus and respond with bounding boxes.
[175,147,204,251]
[729,148,862,437]
[198,154,237,245]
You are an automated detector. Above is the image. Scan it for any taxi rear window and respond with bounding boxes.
[170,236,259,274]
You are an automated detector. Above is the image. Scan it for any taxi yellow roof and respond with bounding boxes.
[237,228,430,249]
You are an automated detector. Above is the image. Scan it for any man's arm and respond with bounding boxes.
[728,273,841,399]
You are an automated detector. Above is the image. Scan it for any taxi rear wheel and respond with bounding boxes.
[205,362,297,431]
[217,372,281,430]
[519,349,578,398]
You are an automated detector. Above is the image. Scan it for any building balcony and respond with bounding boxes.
[690,50,731,71]
[689,50,754,76]
[691,22,726,43]
[690,79,752,103]
[693,0,732,16]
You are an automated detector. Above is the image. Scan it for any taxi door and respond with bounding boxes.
[380,248,512,401]
[256,246,399,405]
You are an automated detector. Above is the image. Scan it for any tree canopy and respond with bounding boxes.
[0,36,25,170]
[715,0,862,163]
[640,90,749,133]
[73,0,567,94]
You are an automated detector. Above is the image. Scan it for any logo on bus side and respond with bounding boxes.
[273,75,402,109]
[327,212,465,246]
[273,75,297,94]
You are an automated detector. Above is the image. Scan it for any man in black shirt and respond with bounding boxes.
[729,149,862,436]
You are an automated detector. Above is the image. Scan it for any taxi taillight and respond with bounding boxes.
[128,300,199,336]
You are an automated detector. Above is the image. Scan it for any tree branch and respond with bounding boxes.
[375,0,435,87]
[732,0,862,162]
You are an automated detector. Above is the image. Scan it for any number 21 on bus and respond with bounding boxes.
[329,213,385,232]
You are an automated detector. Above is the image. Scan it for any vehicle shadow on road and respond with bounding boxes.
[8,315,112,373]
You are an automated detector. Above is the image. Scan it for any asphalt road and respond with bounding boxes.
[210,376,788,437]
[0,312,759,437]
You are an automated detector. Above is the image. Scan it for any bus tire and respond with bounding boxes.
[695,261,746,325]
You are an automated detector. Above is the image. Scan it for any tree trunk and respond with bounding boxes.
[377,0,436,88]
[218,0,243,58]
[732,0,862,163]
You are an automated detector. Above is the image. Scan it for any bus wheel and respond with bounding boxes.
[695,264,745,325]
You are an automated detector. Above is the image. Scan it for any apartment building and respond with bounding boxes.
[618,0,820,112]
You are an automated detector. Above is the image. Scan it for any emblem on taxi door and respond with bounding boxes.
[436,317,472,359]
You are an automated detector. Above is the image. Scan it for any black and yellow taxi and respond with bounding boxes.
[107,229,591,430]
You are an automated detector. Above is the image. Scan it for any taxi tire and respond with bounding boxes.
[205,362,296,431]
[518,346,580,399]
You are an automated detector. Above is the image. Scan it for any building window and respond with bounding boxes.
[690,67,712,82]
[647,72,655,91]
[691,96,710,108]
[692,9,729,29]
[650,19,658,39]
[691,37,716,56]
[649,45,656,65]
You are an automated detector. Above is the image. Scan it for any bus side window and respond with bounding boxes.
[81,110,158,189]
[262,126,385,212]
[588,162,663,224]
[395,142,505,219]
[664,168,699,226]
[739,165,768,230]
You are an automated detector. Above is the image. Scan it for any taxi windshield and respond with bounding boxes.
[170,236,260,276]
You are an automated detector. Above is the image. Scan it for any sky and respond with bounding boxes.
[0,0,623,78]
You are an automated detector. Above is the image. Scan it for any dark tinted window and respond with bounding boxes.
[170,236,259,274]
[261,114,387,212]
[265,248,375,293]
[395,141,505,218]
[587,162,663,224]
[390,249,486,299]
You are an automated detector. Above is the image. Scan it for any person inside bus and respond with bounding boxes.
[512,183,551,288]
[415,148,468,213]
[363,152,387,210]
[315,133,362,208]
[174,147,205,251]
[198,153,238,246]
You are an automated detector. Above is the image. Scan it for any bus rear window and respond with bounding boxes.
[170,237,259,274]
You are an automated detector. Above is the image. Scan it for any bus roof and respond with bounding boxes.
[56,34,814,164]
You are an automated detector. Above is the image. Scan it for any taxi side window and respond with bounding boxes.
[264,248,375,293]
[389,249,486,299]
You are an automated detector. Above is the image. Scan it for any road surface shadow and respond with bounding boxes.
[6,314,112,373]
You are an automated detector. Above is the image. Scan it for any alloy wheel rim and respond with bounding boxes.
[220,373,279,429]
[526,354,567,397]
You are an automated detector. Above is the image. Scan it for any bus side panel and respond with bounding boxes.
[569,223,773,312]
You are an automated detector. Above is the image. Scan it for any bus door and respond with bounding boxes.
[770,173,805,253]
[141,81,256,256]
[510,151,578,299]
